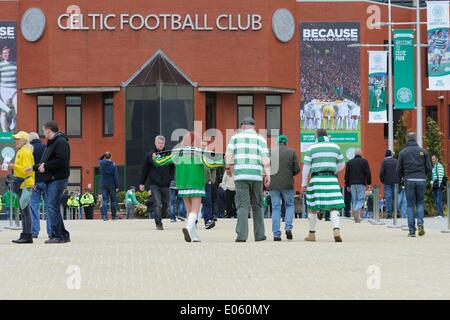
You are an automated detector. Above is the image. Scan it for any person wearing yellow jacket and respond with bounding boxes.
[10,131,35,244]
[67,194,80,220]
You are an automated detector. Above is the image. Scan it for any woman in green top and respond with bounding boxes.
[154,132,223,242]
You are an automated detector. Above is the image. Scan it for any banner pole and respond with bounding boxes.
[442,181,450,233]
[416,0,423,147]
[388,0,394,151]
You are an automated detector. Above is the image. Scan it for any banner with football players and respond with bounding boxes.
[300,22,361,160]
[394,29,415,110]
[427,1,450,90]
[368,51,387,123]
[0,21,17,134]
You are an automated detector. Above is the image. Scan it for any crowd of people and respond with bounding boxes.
[2,116,447,244]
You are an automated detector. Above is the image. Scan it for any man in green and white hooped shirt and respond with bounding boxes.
[0,46,17,132]
[302,129,345,242]
[225,117,271,242]
[431,155,445,218]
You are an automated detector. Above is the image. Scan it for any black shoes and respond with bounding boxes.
[286,230,293,240]
[156,224,164,230]
[408,232,416,237]
[274,236,282,241]
[12,233,33,244]
[32,235,38,239]
[235,239,246,242]
[205,220,216,230]
[45,238,70,244]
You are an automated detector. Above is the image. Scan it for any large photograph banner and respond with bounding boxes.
[300,22,361,160]
[368,51,388,122]
[427,1,450,90]
[0,21,17,134]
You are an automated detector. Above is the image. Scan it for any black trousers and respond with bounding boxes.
[225,190,236,218]
[149,185,170,225]
[83,206,94,220]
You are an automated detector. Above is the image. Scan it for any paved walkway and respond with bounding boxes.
[0,218,449,300]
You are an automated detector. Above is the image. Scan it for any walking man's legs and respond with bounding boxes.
[235,181,250,241]
[384,184,394,218]
[270,190,282,238]
[150,185,163,227]
[250,181,265,241]
[405,181,417,234]
[282,190,295,234]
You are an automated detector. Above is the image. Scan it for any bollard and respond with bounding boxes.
[370,185,385,225]
[442,182,450,234]
[388,184,402,229]
[4,177,21,230]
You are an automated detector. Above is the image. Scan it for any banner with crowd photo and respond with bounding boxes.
[427,1,450,90]
[368,51,387,123]
[300,22,361,161]
[394,29,415,110]
[0,21,17,134]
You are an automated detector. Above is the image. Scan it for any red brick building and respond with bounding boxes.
[0,0,447,193]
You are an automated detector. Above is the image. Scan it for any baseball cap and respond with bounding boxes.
[240,117,255,125]
[277,135,288,144]
[12,131,29,142]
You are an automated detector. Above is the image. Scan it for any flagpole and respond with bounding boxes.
[388,0,394,151]
[416,0,423,147]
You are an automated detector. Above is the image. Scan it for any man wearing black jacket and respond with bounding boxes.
[29,132,47,238]
[27,121,70,243]
[345,149,371,223]
[397,132,432,237]
[139,135,174,230]
[379,150,400,218]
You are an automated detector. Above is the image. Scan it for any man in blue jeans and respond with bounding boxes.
[269,135,300,241]
[28,120,70,243]
[99,151,119,221]
[379,150,400,218]
[345,149,371,223]
[397,132,432,237]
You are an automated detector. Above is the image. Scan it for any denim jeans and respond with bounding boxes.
[270,190,294,237]
[30,182,47,237]
[398,190,407,218]
[45,179,70,241]
[168,189,177,220]
[126,204,135,219]
[202,183,213,223]
[433,187,444,217]
[405,180,426,233]
[101,185,117,220]
[350,184,366,220]
[168,189,186,220]
[384,184,395,218]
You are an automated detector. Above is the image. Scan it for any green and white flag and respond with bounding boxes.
[394,29,415,110]
[427,1,450,90]
[368,51,387,123]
